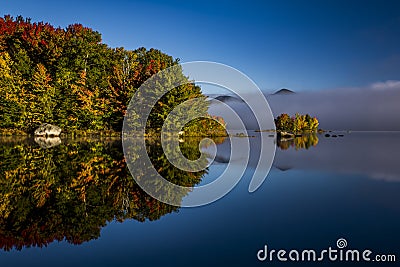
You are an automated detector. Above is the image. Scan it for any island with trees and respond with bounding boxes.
[275,113,319,136]
[274,113,320,150]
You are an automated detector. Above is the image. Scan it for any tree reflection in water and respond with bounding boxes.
[276,134,319,150]
[0,137,224,251]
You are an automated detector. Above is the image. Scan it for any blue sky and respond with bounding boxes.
[2,0,400,92]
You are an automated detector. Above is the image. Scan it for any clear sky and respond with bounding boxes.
[2,0,400,92]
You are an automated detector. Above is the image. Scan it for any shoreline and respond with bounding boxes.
[0,128,228,138]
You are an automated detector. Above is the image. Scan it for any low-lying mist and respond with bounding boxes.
[208,86,400,131]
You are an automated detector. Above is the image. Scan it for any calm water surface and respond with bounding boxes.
[0,132,399,266]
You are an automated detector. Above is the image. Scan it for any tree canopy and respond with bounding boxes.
[275,113,319,134]
[0,15,226,135]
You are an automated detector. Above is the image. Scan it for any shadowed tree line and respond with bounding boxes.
[0,15,226,135]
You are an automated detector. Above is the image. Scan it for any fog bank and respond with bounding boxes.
[208,87,400,131]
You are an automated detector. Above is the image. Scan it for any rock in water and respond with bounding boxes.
[34,123,62,137]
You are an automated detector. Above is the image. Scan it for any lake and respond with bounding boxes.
[0,132,399,266]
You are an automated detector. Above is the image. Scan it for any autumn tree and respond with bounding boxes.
[274,113,293,132]
[275,113,319,134]
[0,15,226,136]
[0,52,21,129]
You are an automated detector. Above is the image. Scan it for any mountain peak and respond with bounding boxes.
[273,88,295,95]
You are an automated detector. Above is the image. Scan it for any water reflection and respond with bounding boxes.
[0,137,223,251]
[276,134,319,150]
[273,132,400,182]
[209,132,400,183]
[34,136,62,149]
[1,132,399,253]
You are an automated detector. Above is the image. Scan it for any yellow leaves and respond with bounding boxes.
[72,75,107,119]
[32,180,52,208]
[277,113,319,134]
[68,115,78,122]
[0,193,12,219]
[73,156,105,186]
[33,63,52,85]
[79,187,87,202]
[70,155,115,203]
[0,52,22,103]
[77,71,87,86]
[294,134,319,150]
[0,56,12,81]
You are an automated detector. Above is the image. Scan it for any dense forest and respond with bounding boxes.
[0,15,225,136]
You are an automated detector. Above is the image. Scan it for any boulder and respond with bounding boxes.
[278,131,295,139]
[34,123,62,137]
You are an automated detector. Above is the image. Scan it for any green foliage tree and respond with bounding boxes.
[20,63,56,131]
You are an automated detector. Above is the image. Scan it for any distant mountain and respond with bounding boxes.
[273,88,295,95]
[215,95,243,102]
[208,95,244,103]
